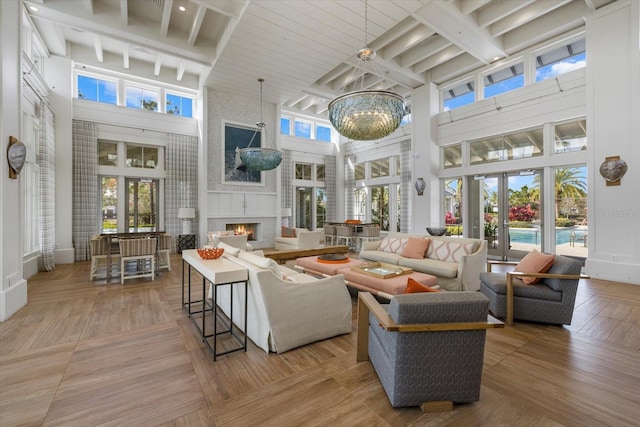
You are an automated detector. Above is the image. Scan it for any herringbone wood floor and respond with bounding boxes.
[1,254,639,426]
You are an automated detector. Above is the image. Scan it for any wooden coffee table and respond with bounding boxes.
[263,245,349,264]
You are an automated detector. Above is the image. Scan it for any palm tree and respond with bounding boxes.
[535,168,586,218]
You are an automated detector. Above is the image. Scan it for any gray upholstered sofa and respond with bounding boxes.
[359,232,487,291]
[356,291,503,410]
[479,254,583,325]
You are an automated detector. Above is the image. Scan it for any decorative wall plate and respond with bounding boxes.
[7,136,26,179]
[599,156,627,186]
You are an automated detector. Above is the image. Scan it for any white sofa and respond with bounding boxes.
[210,242,352,353]
[207,231,253,251]
[274,228,322,251]
[359,232,487,291]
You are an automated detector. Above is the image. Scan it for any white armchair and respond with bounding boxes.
[274,228,322,251]
[208,231,253,251]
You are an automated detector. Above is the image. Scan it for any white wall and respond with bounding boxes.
[1,0,28,321]
[585,0,640,284]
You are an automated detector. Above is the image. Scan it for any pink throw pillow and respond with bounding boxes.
[401,237,430,259]
[514,249,555,284]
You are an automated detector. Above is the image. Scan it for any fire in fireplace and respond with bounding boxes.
[226,223,257,241]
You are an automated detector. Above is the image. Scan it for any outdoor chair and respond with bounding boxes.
[119,237,157,284]
[356,291,503,411]
[479,254,585,325]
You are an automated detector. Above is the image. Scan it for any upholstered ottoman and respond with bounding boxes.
[295,255,364,277]
[339,268,438,296]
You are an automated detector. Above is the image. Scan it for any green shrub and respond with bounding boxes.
[555,218,576,227]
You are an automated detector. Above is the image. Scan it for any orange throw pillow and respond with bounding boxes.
[401,237,430,259]
[514,249,555,284]
[404,277,440,293]
[281,226,296,237]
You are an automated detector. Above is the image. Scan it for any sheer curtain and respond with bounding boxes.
[324,155,336,222]
[281,149,292,214]
[166,133,199,240]
[72,120,98,261]
[39,100,56,270]
[399,140,411,233]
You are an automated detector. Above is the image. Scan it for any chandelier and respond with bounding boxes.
[328,0,406,141]
[238,79,282,171]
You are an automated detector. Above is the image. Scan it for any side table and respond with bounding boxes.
[177,234,196,253]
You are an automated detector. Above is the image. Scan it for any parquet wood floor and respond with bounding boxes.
[1,254,639,426]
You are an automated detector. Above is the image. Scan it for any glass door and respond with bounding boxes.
[296,187,312,229]
[125,178,159,232]
[472,170,542,260]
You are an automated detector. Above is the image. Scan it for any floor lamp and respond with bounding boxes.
[178,208,195,234]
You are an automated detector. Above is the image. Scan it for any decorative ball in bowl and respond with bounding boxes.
[197,247,224,259]
[426,227,447,236]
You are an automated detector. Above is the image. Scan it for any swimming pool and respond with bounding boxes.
[508,228,586,245]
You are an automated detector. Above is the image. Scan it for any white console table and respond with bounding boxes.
[181,249,248,360]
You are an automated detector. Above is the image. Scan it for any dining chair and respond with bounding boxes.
[89,235,120,281]
[157,233,173,271]
[119,237,157,284]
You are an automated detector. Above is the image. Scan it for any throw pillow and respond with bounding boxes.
[239,250,282,278]
[281,226,296,238]
[401,237,430,259]
[378,237,408,254]
[217,241,240,257]
[514,249,555,284]
[404,277,440,293]
[426,240,475,263]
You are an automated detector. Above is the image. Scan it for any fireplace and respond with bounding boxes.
[226,223,258,241]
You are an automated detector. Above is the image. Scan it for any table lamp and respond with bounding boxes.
[281,207,292,227]
[178,208,195,234]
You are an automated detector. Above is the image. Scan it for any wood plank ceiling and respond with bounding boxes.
[25,0,616,119]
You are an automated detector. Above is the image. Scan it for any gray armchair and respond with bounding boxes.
[479,254,584,326]
[356,292,503,411]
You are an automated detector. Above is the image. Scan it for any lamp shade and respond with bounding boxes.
[281,207,292,217]
[178,208,195,219]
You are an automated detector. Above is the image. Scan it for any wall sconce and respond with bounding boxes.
[415,177,426,196]
[178,208,195,234]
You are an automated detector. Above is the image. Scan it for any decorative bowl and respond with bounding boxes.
[197,247,224,259]
[426,227,447,236]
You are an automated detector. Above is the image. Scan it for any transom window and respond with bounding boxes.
[536,39,586,82]
[126,85,159,111]
[77,75,117,105]
[443,79,475,111]
[281,113,335,143]
[127,145,159,169]
[470,128,543,165]
[484,63,524,99]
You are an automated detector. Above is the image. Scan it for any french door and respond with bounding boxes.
[469,170,543,260]
[125,178,159,232]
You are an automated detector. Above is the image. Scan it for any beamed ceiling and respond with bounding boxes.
[24,0,617,119]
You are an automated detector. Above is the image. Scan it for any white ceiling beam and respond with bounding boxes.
[400,36,452,68]
[160,0,173,36]
[123,44,129,69]
[429,52,481,84]
[119,0,127,26]
[412,44,464,74]
[489,0,572,37]
[27,2,214,65]
[412,1,506,65]
[188,4,206,46]
[177,62,185,81]
[316,63,353,87]
[93,35,103,62]
[83,0,93,15]
[191,0,246,19]
[286,93,308,108]
[379,25,435,60]
[460,0,492,16]
[370,16,422,51]
[476,0,534,28]
[154,55,162,76]
[502,1,589,53]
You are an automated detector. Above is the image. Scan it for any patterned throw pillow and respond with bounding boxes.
[281,226,296,237]
[426,240,475,262]
[378,237,408,254]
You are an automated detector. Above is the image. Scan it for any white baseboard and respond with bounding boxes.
[0,278,27,322]
[585,259,640,285]
[55,248,75,264]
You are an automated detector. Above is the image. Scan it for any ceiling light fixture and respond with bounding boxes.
[178,6,186,12]
[237,79,283,171]
[328,0,406,141]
